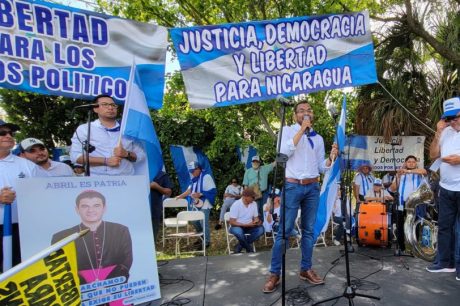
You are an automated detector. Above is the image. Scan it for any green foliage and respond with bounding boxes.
[0,90,86,149]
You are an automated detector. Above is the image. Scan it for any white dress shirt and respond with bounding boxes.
[70,119,145,176]
[280,123,328,179]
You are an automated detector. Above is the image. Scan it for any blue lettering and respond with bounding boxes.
[29,65,45,87]
[0,0,14,28]
[53,9,70,39]
[90,17,108,46]
[16,1,33,32]
[30,38,45,61]
[14,35,28,58]
[0,33,13,56]
[72,13,90,43]
[34,5,53,36]
[81,48,95,69]
[7,61,23,84]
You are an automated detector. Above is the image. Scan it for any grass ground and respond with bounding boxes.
[155,219,334,260]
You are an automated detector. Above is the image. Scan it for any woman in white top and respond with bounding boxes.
[216,178,242,229]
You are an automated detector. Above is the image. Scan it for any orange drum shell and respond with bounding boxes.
[357,202,390,247]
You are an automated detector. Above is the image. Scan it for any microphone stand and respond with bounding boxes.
[83,108,92,177]
[268,98,290,306]
[313,135,380,305]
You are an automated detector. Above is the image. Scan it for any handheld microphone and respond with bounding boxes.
[74,103,99,109]
[303,115,311,137]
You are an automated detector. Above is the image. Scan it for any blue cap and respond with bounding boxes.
[0,119,20,132]
[373,178,383,186]
[442,97,460,118]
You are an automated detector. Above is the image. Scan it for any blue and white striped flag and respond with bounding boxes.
[170,145,214,192]
[314,94,347,239]
[120,60,164,181]
[2,204,12,271]
[236,146,258,169]
[344,135,371,170]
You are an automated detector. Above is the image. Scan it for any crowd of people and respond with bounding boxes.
[1,94,459,291]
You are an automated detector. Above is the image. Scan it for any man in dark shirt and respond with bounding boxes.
[52,190,132,285]
[150,171,172,241]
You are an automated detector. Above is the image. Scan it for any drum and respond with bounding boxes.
[357,202,391,247]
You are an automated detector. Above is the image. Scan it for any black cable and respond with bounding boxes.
[152,276,194,306]
[269,284,321,306]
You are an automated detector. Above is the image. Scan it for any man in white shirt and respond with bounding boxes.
[263,100,337,293]
[229,188,264,253]
[0,120,43,272]
[19,138,74,176]
[70,94,145,176]
[389,155,426,252]
[365,178,394,203]
[427,97,460,278]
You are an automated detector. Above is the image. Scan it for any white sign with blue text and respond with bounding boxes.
[170,11,377,109]
[16,175,160,305]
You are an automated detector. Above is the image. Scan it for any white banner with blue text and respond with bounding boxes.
[170,11,377,109]
[0,0,168,109]
[345,135,426,171]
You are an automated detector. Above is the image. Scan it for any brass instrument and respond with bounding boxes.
[403,177,437,261]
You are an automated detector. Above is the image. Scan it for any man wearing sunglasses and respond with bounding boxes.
[0,120,43,272]
[427,97,460,281]
[19,138,74,176]
[70,94,145,176]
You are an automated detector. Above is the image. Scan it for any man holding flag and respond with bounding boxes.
[70,94,146,176]
[0,120,43,272]
[263,100,338,293]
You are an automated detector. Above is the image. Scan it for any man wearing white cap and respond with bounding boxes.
[20,138,74,177]
[364,178,393,202]
[0,120,43,272]
[353,164,375,206]
[427,97,460,279]
[243,155,275,219]
[176,161,216,248]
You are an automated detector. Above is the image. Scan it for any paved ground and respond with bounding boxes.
[145,245,459,306]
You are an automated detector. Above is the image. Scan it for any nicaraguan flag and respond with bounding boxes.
[170,145,214,192]
[2,204,12,271]
[236,146,258,169]
[120,60,164,181]
[314,94,347,239]
[344,135,371,170]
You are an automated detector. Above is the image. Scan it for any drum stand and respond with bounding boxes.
[313,139,380,306]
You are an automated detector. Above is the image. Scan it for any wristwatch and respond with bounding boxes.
[126,151,131,160]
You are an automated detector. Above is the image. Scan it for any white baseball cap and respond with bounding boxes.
[20,138,45,152]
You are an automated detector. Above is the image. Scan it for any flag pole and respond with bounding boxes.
[0,229,89,282]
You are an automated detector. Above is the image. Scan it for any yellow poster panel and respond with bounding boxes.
[0,243,80,306]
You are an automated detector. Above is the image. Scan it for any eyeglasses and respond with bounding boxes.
[0,130,14,137]
[99,103,118,109]
[232,181,237,183]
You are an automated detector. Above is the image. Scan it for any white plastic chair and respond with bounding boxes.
[162,198,188,248]
[166,211,206,257]
[224,212,256,254]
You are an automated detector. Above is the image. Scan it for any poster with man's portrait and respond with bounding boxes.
[16,175,160,305]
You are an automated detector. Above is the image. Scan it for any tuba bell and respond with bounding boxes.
[403,176,437,261]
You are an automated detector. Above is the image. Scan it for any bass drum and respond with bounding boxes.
[357,202,391,247]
